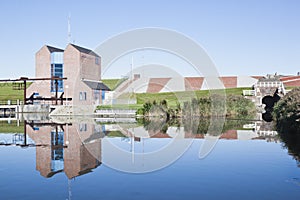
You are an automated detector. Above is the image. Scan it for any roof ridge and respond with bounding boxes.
[70,44,99,57]
[83,80,110,91]
[46,45,64,53]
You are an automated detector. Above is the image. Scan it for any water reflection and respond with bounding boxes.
[2,116,300,200]
[278,130,300,167]
[25,121,102,179]
[0,116,285,179]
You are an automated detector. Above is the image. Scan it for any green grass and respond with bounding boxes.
[0,82,32,102]
[222,87,251,95]
[0,121,24,133]
[0,80,250,109]
[98,88,251,109]
[285,86,300,90]
[136,87,250,108]
[106,131,127,137]
[97,104,143,110]
[97,87,251,110]
[136,92,183,107]
[102,79,126,90]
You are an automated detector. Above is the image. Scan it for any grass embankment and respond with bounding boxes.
[0,82,32,102]
[137,87,250,106]
[137,94,256,119]
[0,121,24,133]
[101,78,250,107]
[102,78,127,91]
[97,87,252,110]
[1,79,253,118]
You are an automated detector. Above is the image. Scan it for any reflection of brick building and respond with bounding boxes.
[220,130,238,139]
[26,123,102,179]
[27,44,109,106]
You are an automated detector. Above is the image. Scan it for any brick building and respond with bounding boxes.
[27,44,109,106]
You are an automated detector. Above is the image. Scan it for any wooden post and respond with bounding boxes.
[23,80,27,105]
[55,80,58,105]
[24,121,27,146]
[61,92,64,105]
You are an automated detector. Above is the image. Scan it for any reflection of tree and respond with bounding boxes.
[140,118,181,134]
[183,117,251,135]
[183,117,207,134]
[278,131,300,167]
[141,117,251,136]
[143,118,168,134]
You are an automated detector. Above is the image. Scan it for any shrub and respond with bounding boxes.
[273,87,300,133]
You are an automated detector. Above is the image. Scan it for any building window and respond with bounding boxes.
[95,57,99,65]
[79,92,87,101]
[102,90,105,100]
[50,129,64,172]
[94,90,100,100]
[51,63,64,92]
[79,123,87,132]
[51,130,64,146]
[50,52,64,93]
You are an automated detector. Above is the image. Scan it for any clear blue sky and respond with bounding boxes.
[0,0,299,79]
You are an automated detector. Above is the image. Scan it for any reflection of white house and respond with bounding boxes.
[237,130,259,140]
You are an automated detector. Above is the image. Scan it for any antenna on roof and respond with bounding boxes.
[68,13,72,44]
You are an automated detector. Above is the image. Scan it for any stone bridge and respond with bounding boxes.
[243,75,287,121]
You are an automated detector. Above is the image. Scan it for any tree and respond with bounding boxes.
[273,87,300,133]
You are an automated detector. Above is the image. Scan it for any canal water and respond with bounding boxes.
[0,118,300,200]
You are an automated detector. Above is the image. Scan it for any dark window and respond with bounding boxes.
[51,64,64,92]
[79,123,87,132]
[79,92,87,101]
[95,57,99,65]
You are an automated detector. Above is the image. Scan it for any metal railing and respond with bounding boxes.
[243,90,255,96]
[0,100,20,105]
[256,81,282,87]
[96,109,136,114]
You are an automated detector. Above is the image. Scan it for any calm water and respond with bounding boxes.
[0,118,300,200]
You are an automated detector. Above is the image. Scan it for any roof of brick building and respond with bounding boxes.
[70,44,100,57]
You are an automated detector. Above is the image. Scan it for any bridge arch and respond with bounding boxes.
[261,90,281,122]
[262,95,277,110]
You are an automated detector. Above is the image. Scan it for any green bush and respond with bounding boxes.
[181,95,255,118]
[273,87,300,133]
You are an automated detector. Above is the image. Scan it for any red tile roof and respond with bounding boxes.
[251,76,264,80]
[149,131,171,138]
[220,130,238,139]
[280,76,300,81]
[146,78,171,93]
[184,77,204,91]
[184,132,205,138]
[281,76,300,87]
[220,77,237,88]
